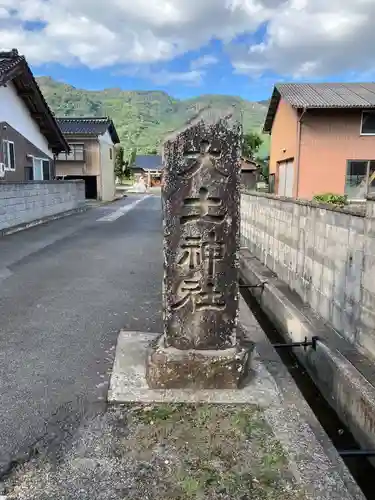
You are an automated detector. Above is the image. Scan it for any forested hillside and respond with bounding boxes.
[37,76,269,157]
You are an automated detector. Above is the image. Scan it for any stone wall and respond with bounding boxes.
[241,191,375,360]
[0,180,85,232]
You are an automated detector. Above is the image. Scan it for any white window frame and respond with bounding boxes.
[346,159,375,201]
[360,111,375,136]
[32,156,51,180]
[3,140,15,171]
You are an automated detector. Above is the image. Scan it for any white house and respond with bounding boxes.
[0,49,68,181]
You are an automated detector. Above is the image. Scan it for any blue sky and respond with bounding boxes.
[3,1,375,102]
[33,39,276,101]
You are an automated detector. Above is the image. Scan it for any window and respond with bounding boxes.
[32,158,51,180]
[345,160,375,199]
[109,148,113,160]
[57,143,84,161]
[361,112,375,134]
[42,160,51,180]
[2,140,15,171]
[33,158,43,180]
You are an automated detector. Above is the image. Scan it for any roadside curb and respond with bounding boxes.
[240,248,375,454]
[88,196,126,208]
[239,298,366,500]
[0,205,89,238]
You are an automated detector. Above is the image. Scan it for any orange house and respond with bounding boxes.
[264,83,375,200]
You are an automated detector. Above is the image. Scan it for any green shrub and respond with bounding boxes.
[313,193,348,206]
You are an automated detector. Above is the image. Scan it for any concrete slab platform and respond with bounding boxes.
[108,330,280,405]
[108,299,366,499]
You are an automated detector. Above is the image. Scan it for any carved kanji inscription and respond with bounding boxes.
[172,276,225,312]
[181,140,228,179]
[174,231,225,313]
[162,115,241,350]
[178,231,223,274]
[180,187,226,225]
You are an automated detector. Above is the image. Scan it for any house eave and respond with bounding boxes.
[107,120,120,144]
[0,58,69,153]
[263,87,281,133]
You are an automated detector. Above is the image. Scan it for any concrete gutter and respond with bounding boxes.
[240,248,375,454]
[0,205,89,238]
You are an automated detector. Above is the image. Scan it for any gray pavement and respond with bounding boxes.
[0,194,163,477]
[1,299,365,500]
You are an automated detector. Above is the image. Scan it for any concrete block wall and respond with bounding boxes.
[0,180,85,232]
[241,191,375,360]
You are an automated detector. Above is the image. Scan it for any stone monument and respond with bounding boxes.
[146,113,249,389]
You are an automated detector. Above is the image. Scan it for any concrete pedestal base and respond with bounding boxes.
[107,330,274,404]
[146,335,250,389]
[105,300,366,500]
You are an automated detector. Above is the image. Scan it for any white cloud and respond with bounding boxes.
[115,65,204,86]
[0,6,10,18]
[0,0,268,68]
[118,52,219,86]
[0,0,374,80]
[230,0,375,78]
[190,55,219,69]
[146,69,204,85]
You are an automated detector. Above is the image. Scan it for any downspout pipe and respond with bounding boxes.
[295,108,306,198]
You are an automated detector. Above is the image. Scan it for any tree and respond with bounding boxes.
[123,160,132,179]
[242,132,263,159]
[117,147,137,180]
[128,148,137,167]
[257,157,269,181]
[114,145,125,180]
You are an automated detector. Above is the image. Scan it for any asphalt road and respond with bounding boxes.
[0,193,163,477]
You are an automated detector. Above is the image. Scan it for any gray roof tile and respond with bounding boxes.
[0,49,68,152]
[56,117,120,143]
[277,82,375,108]
[134,155,162,171]
[264,82,375,132]
[0,53,24,79]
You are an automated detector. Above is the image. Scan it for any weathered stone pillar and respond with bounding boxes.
[146,114,248,389]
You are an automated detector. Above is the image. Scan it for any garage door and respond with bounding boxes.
[278,160,294,197]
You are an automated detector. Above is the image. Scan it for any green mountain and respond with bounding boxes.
[36,76,269,157]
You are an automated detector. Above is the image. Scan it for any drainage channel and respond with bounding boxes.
[240,283,374,500]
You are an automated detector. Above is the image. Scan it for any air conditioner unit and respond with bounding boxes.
[0,163,5,178]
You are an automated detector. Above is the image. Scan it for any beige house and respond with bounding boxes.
[264,82,375,199]
[55,117,120,201]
